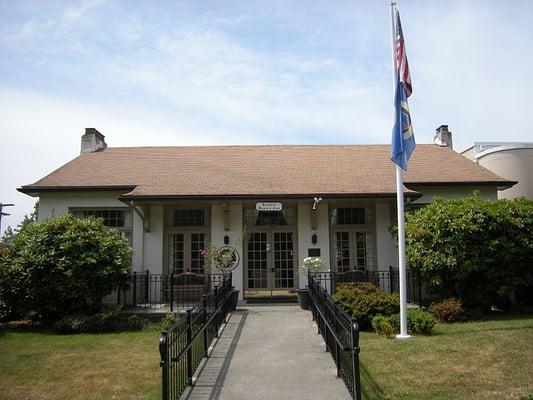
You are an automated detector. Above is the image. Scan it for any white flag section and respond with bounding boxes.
[390,2,412,340]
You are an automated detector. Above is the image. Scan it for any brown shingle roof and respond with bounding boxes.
[19,144,514,198]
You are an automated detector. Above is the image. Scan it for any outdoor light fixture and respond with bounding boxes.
[312,196,323,211]
[224,235,230,245]
[311,233,318,244]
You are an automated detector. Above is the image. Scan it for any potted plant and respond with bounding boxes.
[297,257,326,310]
[201,244,241,311]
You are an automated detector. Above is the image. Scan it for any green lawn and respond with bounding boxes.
[0,316,532,400]
[0,330,161,400]
[359,315,533,400]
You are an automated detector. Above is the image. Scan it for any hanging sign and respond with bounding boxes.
[256,202,282,211]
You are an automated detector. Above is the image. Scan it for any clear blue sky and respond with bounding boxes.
[1,0,532,233]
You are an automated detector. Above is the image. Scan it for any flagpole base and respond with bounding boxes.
[395,334,412,340]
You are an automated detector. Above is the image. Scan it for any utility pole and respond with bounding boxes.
[0,203,15,235]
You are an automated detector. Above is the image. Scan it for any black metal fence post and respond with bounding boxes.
[159,332,169,400]
[169,273,174,312]
[186,309,193,386]
[214,286,219,338]
[351,318,361,400]
[389,265,394,293]
[334,304,340,377]
[417,270,423,308]
[132,271,137,307]
[144,270,150,303]
[203,295,208,357]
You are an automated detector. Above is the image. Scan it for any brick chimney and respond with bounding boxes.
[81,128,107,154]
[434,125,453,149]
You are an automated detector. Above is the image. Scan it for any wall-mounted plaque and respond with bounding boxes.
[255,202,283,211]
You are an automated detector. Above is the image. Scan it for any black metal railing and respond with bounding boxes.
[308,272,361,400]
[311,267,424,306]
[159,274,234,400]
[116,271,227,311]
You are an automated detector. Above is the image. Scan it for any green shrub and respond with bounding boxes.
[54,315,91,334]
[159,313,178,330]
[333,282,400,329]
[431,298,465,322]
[372,309,436,336]
[128,315,145,330]
[403,196,533,310]
[408,309,436,335]
[53,306,123,334]
[371,315,395,337]
[0,214,131,321]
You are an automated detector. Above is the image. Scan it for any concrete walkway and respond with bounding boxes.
[185,304,351,400]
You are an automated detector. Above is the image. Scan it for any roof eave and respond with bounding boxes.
[118,191,423,201]
[17,185,137,197]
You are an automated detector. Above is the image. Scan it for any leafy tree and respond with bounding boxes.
[404,195,533,309]
[0,213,131,321]
[1,201,39,244]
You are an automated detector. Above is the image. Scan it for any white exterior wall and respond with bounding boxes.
[477,148,533,199]
[37,185,500,298]
[410,186,497,204]
[297,201,330,289]
[144,205,164,274]
[211,202,244,299]
[38,192,127,220]
[374,202,397,272]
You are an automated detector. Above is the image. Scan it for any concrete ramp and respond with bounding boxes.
[185,305,351,400]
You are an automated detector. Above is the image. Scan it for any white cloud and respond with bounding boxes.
[1,0,532,233]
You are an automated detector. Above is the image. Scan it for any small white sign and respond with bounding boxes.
[256,202,282,211]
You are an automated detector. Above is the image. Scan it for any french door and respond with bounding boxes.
[245,231,296,296]
[331,229,374,272]
[168,232,206,274]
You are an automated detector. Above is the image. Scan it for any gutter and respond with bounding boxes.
[117,191,423,202]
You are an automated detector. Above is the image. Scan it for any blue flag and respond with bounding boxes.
[391,76,415,170]
[391,11,415,171]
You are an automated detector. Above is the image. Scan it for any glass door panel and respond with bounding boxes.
[169,233,185,274]
[247,232,268,289]
[168,232,207,274]
[332,230,373,272]
[274,232,294,289]
[334,231,351,272]
[190,233,206,274]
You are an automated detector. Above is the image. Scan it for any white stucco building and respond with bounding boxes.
[19,127,514,301]
[461,141,533,200]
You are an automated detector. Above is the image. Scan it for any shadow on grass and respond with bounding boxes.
[360,361,389,400]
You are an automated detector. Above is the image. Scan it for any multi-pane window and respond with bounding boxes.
[244,209,295,226]
[247,232,268,289]
[355,232,374,270]
[71,208,133,245]
[72,208,132,228]
[167,232,207,275]
[274,232,294,289]
[334,232,351,272]
[190,233,206,274]
[329,207,371,225]
[168,233,185,274]
[332,230,373,272]
[172,209,206,227]
[166,208,208,274]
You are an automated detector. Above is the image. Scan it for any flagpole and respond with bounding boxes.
[390,1,411,340]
